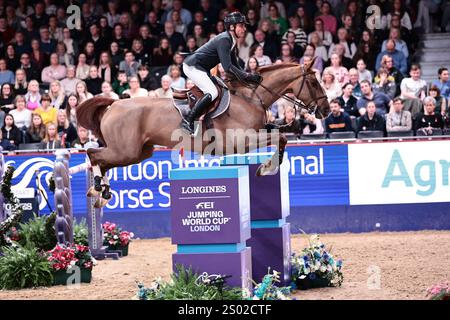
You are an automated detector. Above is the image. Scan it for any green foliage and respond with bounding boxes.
[138,265,243,300]
[18,213,57,251]
[73,218,89,246]
[0,245,53,289]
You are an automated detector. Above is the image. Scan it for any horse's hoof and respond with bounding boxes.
[94,198,108,208]
[255,162,279,176]
[87,186,100,197]
[102,190,112,200]
[94,176,103,192]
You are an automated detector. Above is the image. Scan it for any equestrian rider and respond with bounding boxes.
[181,11,263,135]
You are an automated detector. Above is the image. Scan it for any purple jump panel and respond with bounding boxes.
[172,247,252,290]
[246,223,291,286]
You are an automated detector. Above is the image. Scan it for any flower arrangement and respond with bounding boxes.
[244,269,292,300]
[426,282,450,300]
[102,221,134,249]
[291,234,343,289]
[47,244,96,271]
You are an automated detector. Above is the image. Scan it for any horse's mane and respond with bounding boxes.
[257,63,300,74]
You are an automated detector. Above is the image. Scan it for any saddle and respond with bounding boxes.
[172,76,231,124]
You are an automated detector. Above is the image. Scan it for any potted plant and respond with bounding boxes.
[291,234,343,290]
[47,244,96,285]
[426,282,450,300]
[102,221,134,256]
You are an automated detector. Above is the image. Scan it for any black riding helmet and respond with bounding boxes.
[224,12,249,30]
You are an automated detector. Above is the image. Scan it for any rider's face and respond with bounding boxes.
[234,23,246,38]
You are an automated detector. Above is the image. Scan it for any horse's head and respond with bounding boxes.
[292,58,330,119]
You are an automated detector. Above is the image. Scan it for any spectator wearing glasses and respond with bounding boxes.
[386,97,412,133]
[123,76,148,98]
[414,96,444,133]
[375,39,407,75]
[309,18,333,48]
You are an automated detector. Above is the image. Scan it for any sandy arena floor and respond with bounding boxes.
[0,230,449,300]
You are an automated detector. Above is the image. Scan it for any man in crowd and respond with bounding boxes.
[357,80,392,116]
[325,99,353,133]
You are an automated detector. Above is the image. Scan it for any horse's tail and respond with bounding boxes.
[76,96,115,144]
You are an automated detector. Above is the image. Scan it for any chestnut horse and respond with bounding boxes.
[77,62,329,206]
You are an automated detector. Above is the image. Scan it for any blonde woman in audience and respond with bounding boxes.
[75,81,93,104]
[56,109,78,147]
[24,80,41,111]
[168,65,185,89]
[14,69,28,95]
[323,53,349,87]
[49,80,67,109]
[321,69,342,102]
[9,95,32,129]
[39,122,62,150]
[98,81,119,100]
[308,33,328,62]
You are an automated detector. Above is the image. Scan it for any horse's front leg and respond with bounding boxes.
[255,130,287,176]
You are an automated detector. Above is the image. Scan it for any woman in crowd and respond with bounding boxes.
[429,85,447,116]
[275,105,302,136]
[123,76,148,98]
[110,41,124,72]
[5,44,20,73]
[168,65,185,90]
[0,83,15,113]
[49,80,67,109]
[65,93,79,126]
[35,94,57,126]
[2,114,22,148]
[309,32,329,63]
[414,96,444,132]
[284,31,303,59]
[171,10,187,39]
[185,36,198,54]
[338,82,359,117]
[308,18,333,48]
[251,44,272,67]
[98,81,119,100]
[267,4,288,36]
[277,44,297,63]
[328,28,357,60]
[152,37,173,67]
[98,51,113,84]
[75,81,93,104]
[301,45,324,73]
[356,59,372,83]
[324,53,349,87]
[62,27,78,58]
[296,5,313,34]
[301,112,324,134]
[25,80,41,111]
[9,95,32,130]
[386,0,412,31]
[75,53,90,80]
[373,68,396,100]
[245,56,260,74]
[321,68,342,102]
[26,113,46,143]
[55,41,73,66]
[30,39,47,76]
[39,122,62,150]
[137,65,158,91]
[56,109,78,147]
[84,41,97,65]
[85,66,103,96]
[14,69,28,95]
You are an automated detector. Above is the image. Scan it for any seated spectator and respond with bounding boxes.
[301,55,322,81]
[35,94,57,126]
[62,27,78,59]
[168,65,185,90]
[386,0,413,31]
[253,28,279,62]
[274,88,297,120]
[429,85,447,116]
[25,80,42,111]
[0,83,15,113]
[98,52,113,84]
[75,81,94,104]
[245,56,260,74]
[119,51,140,78]
[431,67,450,101]
[19,53,40,82]
[267,4,288,36]
[323,53,349,87]
[328,28,357,60]
[375,39,407,75]
[39,122,63,150]
[414,96,444,133]
[112,71,130,96]
[2,114,22,148]
[0,130,17,151]
[386,97,412,132]
[185,36,198,54]
[98,82,119,100]
[162,21,186,53]
[14,69,28,96]
[152,37,174,67]
[123,76,148,98]
[301,112,324,134]
[192,24,208,47]
[277,44,297,63]
[109,41,124,72]
[250,44,272,67]
[75,53,90,80]
[381,28,409,59]
[5,45,19,71]
[357,101,386,135]
[283,31,304,59]
[357,80,392,116]
[308,32,328,63]
[0,59,14,85]
[400,64,427,118]
[138,65,158,91]
[71,126,90,149]
[56,109,78,147]
[65,94,79,126]
[373,68,397,100]
[49,80,67,110]
[185,78,195,90]
[281,15,307,51]
[321,68,342,102]
[10,95,32,130]
[154,75,173,98]
[55,41,73,66]
[260,0,287,20]
[112,23,131,51]
[380,54,404,97]
[338,83,359,117]
[330,44,354,71]
[295,4,313,33]
[309,18,333,48]
[132,38,151,68]
[85,66,103,96]
[13,32,31,57]
[39,26,57,55]
[30,39,48,77]
[325,99,353,133]
[60,65,78,96]
[356,59,372,83]
[275,105,302,135]
[348,68,362,99]
[316,2,337,36]
[352,30,378,73]
[41,53,67,85]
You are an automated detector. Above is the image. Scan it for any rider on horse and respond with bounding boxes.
[181,11,263,135]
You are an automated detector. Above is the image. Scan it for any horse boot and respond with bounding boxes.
[182,93,212,135]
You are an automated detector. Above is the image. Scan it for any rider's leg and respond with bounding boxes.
[182,64,219,134]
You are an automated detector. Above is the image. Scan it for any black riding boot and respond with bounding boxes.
[182,93,212,135]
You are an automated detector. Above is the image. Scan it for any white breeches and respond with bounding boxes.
[182,63,219,100]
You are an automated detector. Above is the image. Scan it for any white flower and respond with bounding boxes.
[252,296,260,300]
[320,266,327,273]
[113,235,118,239]
[304,267,310,274]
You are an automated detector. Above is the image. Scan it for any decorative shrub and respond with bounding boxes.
[73,218,89,246]
[47,244,96,271]
[426,282,450,300]
[0,245,53,289]
[102,221,134,249]
[18,212,57,251]
[245,270,292,300]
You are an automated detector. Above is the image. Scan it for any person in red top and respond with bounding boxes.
[316,1,337,36]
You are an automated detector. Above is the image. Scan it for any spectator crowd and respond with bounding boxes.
[0,0,450,151]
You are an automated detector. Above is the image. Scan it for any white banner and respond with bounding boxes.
[348,141,450,205]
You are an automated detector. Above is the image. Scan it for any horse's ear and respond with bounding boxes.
[307,56,317,70]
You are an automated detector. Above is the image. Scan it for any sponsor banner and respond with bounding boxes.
[348,140,450,205]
